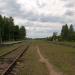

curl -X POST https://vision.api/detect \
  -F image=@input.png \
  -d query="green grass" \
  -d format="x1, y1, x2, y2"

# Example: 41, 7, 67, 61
16, 42, 48, 75
49, 41, 75, 47
36, 40, 75, 75
1, 40, 74, 75
0, 42, 25, 56
61, 41, 75, 46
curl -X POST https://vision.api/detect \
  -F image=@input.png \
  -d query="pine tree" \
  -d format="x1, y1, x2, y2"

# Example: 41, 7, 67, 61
61, 24, 69, 40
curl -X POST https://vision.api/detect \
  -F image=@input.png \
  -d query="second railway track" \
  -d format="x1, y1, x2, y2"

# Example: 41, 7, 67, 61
0, 43, 30, 75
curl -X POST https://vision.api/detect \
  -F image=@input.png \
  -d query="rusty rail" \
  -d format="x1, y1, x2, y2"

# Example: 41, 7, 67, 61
0, 44, 24, 58
1, 44, 30, 75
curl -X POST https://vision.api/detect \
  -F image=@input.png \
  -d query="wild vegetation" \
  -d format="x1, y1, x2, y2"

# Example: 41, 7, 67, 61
0, 15, 26, 43
37, 40, 75, 75
48, 24, 75, 41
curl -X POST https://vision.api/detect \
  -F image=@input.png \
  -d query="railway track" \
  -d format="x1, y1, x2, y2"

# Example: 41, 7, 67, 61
0, 44, 24, 57
48, 41, 75, 48
0, 43, 30, 75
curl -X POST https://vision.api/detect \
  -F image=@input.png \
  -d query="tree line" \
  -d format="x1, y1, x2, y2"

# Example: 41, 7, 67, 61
48, 24, 75, 41
0, 15, 26, 43
61, 24, 75, 41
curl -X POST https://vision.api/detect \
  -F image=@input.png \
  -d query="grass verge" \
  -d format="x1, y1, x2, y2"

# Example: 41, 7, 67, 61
37, 40, 75, 75
16, 42, 49, 75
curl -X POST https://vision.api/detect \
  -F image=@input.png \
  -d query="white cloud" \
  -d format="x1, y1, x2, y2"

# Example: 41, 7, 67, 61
17, 0, 66, 16
0, 0, 75, 38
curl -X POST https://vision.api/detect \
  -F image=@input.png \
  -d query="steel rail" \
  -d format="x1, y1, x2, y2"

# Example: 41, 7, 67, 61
1, 44, 30, 75
0, 44, 24, 58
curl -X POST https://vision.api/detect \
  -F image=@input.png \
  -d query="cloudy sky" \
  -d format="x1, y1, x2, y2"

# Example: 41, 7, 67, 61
0, 0, 75, 38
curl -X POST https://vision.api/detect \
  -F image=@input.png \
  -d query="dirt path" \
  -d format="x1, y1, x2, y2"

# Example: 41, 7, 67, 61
36, 46, 62, 75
